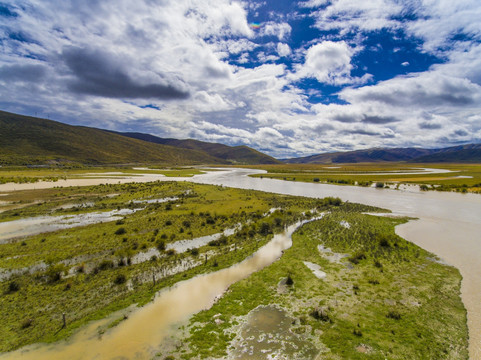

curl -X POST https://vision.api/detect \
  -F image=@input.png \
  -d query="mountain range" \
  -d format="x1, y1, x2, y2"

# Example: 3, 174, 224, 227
284, 144, 481, 164
0, 111, 278, 165
0, 110, 479, 165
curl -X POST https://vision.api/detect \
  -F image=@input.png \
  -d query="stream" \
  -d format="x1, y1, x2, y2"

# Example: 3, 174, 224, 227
0, 219, 317, 360
1, 167, 480, 358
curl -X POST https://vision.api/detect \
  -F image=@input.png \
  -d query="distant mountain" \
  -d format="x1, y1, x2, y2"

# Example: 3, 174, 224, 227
285, 145, 481, 164
0, 111, 223, 165
114, 132, 280, 165
412, 144, 481, 163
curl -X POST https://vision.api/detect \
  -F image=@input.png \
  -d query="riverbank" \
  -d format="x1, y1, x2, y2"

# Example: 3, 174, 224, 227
163, 208, 467, 359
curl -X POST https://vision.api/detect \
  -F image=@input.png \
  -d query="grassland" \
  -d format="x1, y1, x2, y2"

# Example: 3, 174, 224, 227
0, 166, 204, 186
0, 181, 329, 353
166, 206, 468, 359
246, 163, 481, 193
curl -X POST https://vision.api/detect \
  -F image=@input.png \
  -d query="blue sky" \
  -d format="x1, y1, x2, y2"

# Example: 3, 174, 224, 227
1, 0, 481, 157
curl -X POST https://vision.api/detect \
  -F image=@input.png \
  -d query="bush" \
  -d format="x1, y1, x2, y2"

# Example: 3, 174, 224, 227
157, 240, 166, 251
286, 274, 294, 286
258, 222, 272, 236
8, 281, 20, 293
348, 251, 366, 264
313, 178, 320, 182
113, 274, 126, 285
387, 310, 402, 320
375, 182, 385, 188
98, 259, 114, 271
353, 329, 363, 337
20, 318, 33, 329
45, 263, 67, 283
310, 307, 331, 322
115, 227, 126, 235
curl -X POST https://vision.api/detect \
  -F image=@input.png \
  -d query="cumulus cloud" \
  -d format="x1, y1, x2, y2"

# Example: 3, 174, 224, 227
1, 0, 481, 157
340, 72, 481, 108
294, 41, 370, 85
259, 22, 292, 40
277, 43, 291, 57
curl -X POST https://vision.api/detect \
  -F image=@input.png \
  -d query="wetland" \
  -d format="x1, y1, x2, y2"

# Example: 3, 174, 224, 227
0, 166, 478, 359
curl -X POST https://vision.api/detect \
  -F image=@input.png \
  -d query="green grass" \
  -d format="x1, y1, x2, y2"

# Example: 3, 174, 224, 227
0, 181, 330, 352
246, 163, 481, 193
170, 205, 468, 359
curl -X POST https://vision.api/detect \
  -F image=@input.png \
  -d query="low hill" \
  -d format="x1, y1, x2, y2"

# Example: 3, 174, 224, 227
286, 145, 481, 164
115, 132, 280, 165
0, 111, 223, 165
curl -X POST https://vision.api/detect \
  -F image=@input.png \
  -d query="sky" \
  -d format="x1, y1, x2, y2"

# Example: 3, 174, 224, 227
1, 0, 481, 158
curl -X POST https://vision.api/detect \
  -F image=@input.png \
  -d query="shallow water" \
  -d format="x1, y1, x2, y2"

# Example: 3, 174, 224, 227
191, 168, 481, 358
0, 208, 140, 243
229, 305, 319, 359
0, 220, 315, 360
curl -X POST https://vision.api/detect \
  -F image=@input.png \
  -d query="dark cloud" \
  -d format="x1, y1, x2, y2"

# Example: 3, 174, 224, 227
0, 64, 47, 82
333, 114, 358, 123
61, 46, 189, 100
453, 129, 468, 137
362, 115, 399, 124
342, 128, 395, 138
419, 121, 442, 130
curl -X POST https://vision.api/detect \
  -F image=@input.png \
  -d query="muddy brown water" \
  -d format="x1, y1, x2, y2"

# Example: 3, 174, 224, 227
1, 168, 480, 358
193, 168, 481, 359
0, 219, 319, 360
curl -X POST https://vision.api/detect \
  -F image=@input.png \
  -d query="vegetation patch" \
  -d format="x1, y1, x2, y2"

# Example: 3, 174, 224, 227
165, 205, 468, 359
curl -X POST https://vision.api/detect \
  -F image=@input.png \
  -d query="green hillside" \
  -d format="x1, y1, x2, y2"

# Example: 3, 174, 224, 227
115, 132, 280, 165
0, 111, 223, 165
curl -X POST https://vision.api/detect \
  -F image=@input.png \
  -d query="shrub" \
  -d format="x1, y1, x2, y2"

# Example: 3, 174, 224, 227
258, 222, 272, 236
286, 274, 294, 286
157, 240, 166, 251
313, 178, 320, 182
20, 318, 33, 329
420, 184, 429, 191
98, 259, 114, 271
190, 248, 199, 256
165, 220, 172, 226
375, 182, 385, 188
166, 249, 176, 256
348, 251, 366, 264
387, 310, 402, 320
353, 329, 363, 337
45, 264, 67, 283
113, 274, 126, 285
8, 281, 20, 293
115, 227, 126, 235
310, 307, 331, 322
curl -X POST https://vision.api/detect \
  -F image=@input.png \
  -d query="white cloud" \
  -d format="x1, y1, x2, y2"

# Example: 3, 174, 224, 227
294, 41, 370, 85
277, 43, 291, 57
259, 22, 292, 40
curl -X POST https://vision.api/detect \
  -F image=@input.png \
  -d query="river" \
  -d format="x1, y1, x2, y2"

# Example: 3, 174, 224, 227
1, 168, 480, 359
192, 168, 481, 359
